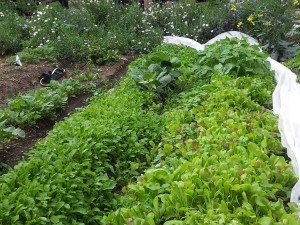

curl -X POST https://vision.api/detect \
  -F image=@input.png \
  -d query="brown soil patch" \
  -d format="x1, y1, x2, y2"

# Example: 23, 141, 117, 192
0, 55, 135, 170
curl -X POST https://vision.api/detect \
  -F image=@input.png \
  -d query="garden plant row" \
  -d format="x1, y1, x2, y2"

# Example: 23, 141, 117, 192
0, 79, 93, 142
102, 40, 300, 224
0, 39, 299, 224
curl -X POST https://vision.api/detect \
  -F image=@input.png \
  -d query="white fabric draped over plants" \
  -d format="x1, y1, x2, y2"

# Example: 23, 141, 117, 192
163, 31, 300, 208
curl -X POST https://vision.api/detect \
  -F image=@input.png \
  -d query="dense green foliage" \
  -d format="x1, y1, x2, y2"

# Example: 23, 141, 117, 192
0, 79, 88, 142
103, 76, 298, 224
129, 52, 184, 97
196, 38, 271, 77
0, 40, 299, 224
7, 45, 58, 64
283, 50, 300, 82
0, 0, 296, 62
102, 44, 298, 224
227, 0, 296, 60
0, 77, 164, 224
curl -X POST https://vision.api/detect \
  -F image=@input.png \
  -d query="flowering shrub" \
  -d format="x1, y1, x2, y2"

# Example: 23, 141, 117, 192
141, 2, 227, 43
223, 0, 296, 59
0, 0, 297, 62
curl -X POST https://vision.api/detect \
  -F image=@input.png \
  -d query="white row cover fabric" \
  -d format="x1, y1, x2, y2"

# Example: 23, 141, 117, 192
163, 36, 205, 51
205, 31, 259, 46
163, 32, 300, 207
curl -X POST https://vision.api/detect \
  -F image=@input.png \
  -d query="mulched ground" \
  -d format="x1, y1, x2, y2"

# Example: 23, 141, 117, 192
0, 55, 135, 170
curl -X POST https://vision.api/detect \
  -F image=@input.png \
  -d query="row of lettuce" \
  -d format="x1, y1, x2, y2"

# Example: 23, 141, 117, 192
0, 39, 299, 224
0, 80, 94, 142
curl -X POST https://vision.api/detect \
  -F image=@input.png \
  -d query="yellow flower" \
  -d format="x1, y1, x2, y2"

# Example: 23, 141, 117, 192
231, 5, 236, 11
294, 0, 299, 5
237, 21, 243, 28
247, 14, 255, 25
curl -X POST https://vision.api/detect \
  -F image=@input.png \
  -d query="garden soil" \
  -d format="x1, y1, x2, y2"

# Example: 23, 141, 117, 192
0, 55, 135, 169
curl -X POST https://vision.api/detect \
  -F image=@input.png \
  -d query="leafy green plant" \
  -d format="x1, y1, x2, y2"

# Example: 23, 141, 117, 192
0, 39, 298, 225
0, 77, 164, 224
283, 49, 300, 81
0, 12, 25, 55
194, 38, 271, 81
0, 120, 24, 143
0, 79, 86, 142
102, 74, 298, 225
6, 45, 58, 64
129, 52, 184, 97
227, 0, 297, 60
12, 0, 37, 16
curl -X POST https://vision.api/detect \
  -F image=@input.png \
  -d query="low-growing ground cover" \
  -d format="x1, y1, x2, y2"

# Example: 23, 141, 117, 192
0, 39, 299, 224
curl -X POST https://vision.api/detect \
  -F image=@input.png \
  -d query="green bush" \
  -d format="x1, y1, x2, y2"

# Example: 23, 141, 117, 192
226, 0, 296, 59
283, 50, 300, 75
0, 12, 25, 54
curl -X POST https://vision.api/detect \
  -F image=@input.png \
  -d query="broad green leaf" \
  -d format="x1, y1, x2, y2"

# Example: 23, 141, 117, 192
164, 220, 184, 225
258, 217, 274, 225
72, 207, 89, 215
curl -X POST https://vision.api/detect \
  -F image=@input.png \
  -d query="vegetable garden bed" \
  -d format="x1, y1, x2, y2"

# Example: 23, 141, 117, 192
0, 56, 134, 169
1, 0, 300, 224
0, 39, 299, 224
